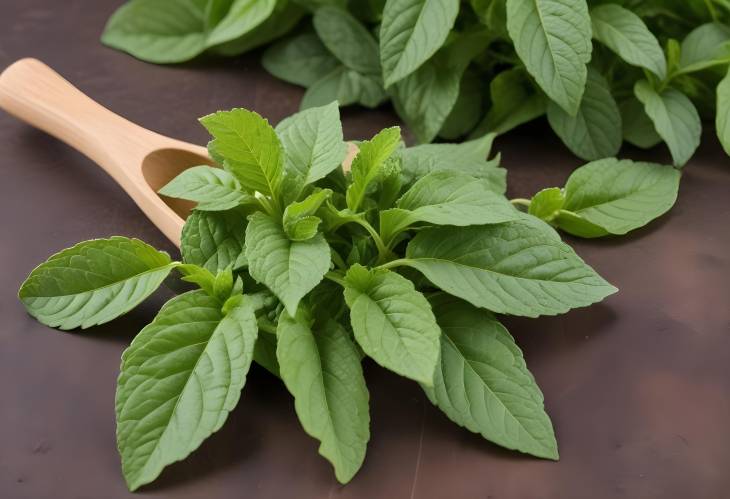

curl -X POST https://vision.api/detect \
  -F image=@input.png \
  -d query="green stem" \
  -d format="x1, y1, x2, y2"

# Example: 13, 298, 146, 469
331, 250, 348, 270
325, 271, 346, 286
376, 258, 410, 271
705, 0, 719, 20
257, 318, 277, 335
510, 198, 531, 208
351, 217, 389, 263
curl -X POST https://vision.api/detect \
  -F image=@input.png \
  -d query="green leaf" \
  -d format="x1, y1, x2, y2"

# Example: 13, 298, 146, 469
210, 1, 305, 57
245, 213, 330, 315
18, 237, 175, 330
277, 309, 369, 483
439, 70, 483, 140
101, 0, 208, 63
301, 66, 387, 110
718, 66, 730, 156
528, 187, 565, 222
678, 22, 730, 74
262, 31, 340, 87
275, 102, 348, 185
619, 98, 662, 149
590, 4, 666, 78
313, 6, 380, 76
506, 0, 592, 115
547, 68, 622, 161
471, 68, 547, 137
390, 33, 487, 143
346, 127, 402, 211
116, 291, 258, 491
379, 0, 460, 86
343, 264, 440, 384
424, 294, 558, 460
158, 166, 256, 211
283, 189, 332, 241
181, 209, 247, 272
403, 220, 617, 317
634, 80, 701, 167
380, 171, 519, 243
206, 0, 276, 46
399, 135, 507, 194
200, 109, 284, 197
557, 158, 681, 237
176, 263, 217, 296
253, 330, 280, 377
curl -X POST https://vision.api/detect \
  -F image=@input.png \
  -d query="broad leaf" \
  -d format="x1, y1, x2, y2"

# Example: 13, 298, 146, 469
471, 68, 547, 137
245, 213, 330, 315
439, 70, 483, 140
301, 66, 387, 110
507, 0, 592, 115
343, 264, 440, 384
19, 237, 175, 330
158, 166, 255, 211
547, 68, 622, 161
399, 135, 506, 194
424, 294, 558, 460
277, 309, 369, 483
206, 0, 276, 46
200, 109, 284, 196
262, 31, 339, 87
181, 209, 247, 272
101, 0, 209, 63
678, 22, 730, 74
380, 171, 519, 242
116, 291, 258, 491
403, 220, 617, 317
717, 66, 730, 156
558, 158, 681, 237
275, 102, 347, 185
313, 6, 380, 76
528, 187, 565, 221
346, 127, 402, 211
620, 98, 662, 149
590, 4, 666, 78
634, 80, 701, 167
390, 33, 487, 143
379, 0, 460, 86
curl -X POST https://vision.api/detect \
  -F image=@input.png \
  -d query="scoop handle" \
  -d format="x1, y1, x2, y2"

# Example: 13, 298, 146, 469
0, 58, 165, 183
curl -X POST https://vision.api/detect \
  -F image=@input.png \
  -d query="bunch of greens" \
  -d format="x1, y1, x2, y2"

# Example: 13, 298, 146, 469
18, 102, 639, 490
102, 0, 730, 164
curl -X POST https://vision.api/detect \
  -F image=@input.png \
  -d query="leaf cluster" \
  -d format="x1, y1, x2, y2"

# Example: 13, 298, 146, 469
19, 103, 624, 490
103, 0, 730, 162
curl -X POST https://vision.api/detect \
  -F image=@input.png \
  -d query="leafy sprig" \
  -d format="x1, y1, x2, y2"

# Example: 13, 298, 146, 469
102, 0, 730, 165
17, 103, 649, 491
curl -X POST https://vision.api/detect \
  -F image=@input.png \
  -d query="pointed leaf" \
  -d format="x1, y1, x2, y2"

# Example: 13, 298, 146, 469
245, 213, 330, 315
158, 166, 255, 211
507, 0, 592, 115
181, 209, 247, 272
313, 6, 380, 75
206, 0, 276, 46
403, 220, 617, 317
547, 68, 622, 161
200, 109, 284, 196
276, 102, 347, 185
343, 264, 440, 384
277, 310, 369, 483
380, 0, 460, 86
634, 80, 701, 167
19, 237, 175, 330
558, 158, 681, 236
424, 294, 558, 459
262, 31, 339, 87
116, 291, 258, 491
346, 127, 402, 211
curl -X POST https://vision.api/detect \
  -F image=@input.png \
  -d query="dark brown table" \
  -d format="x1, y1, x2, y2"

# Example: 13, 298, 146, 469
1, 2, 729, 498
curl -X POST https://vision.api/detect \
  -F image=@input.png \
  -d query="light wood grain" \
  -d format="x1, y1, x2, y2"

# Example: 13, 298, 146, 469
0, 58, 357, 247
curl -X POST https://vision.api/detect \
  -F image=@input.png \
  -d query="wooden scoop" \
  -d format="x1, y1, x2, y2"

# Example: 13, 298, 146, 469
0, 58, 357, 247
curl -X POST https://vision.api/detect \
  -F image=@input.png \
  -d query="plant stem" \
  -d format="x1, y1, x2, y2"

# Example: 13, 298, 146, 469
350, 216, 389, 263
510, 198, 531, 208
257, 318, 277, 335
376, 258, 409, 270
331, 250, 348, 270
325, 271, 346, 286
705, 0, 719, 20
